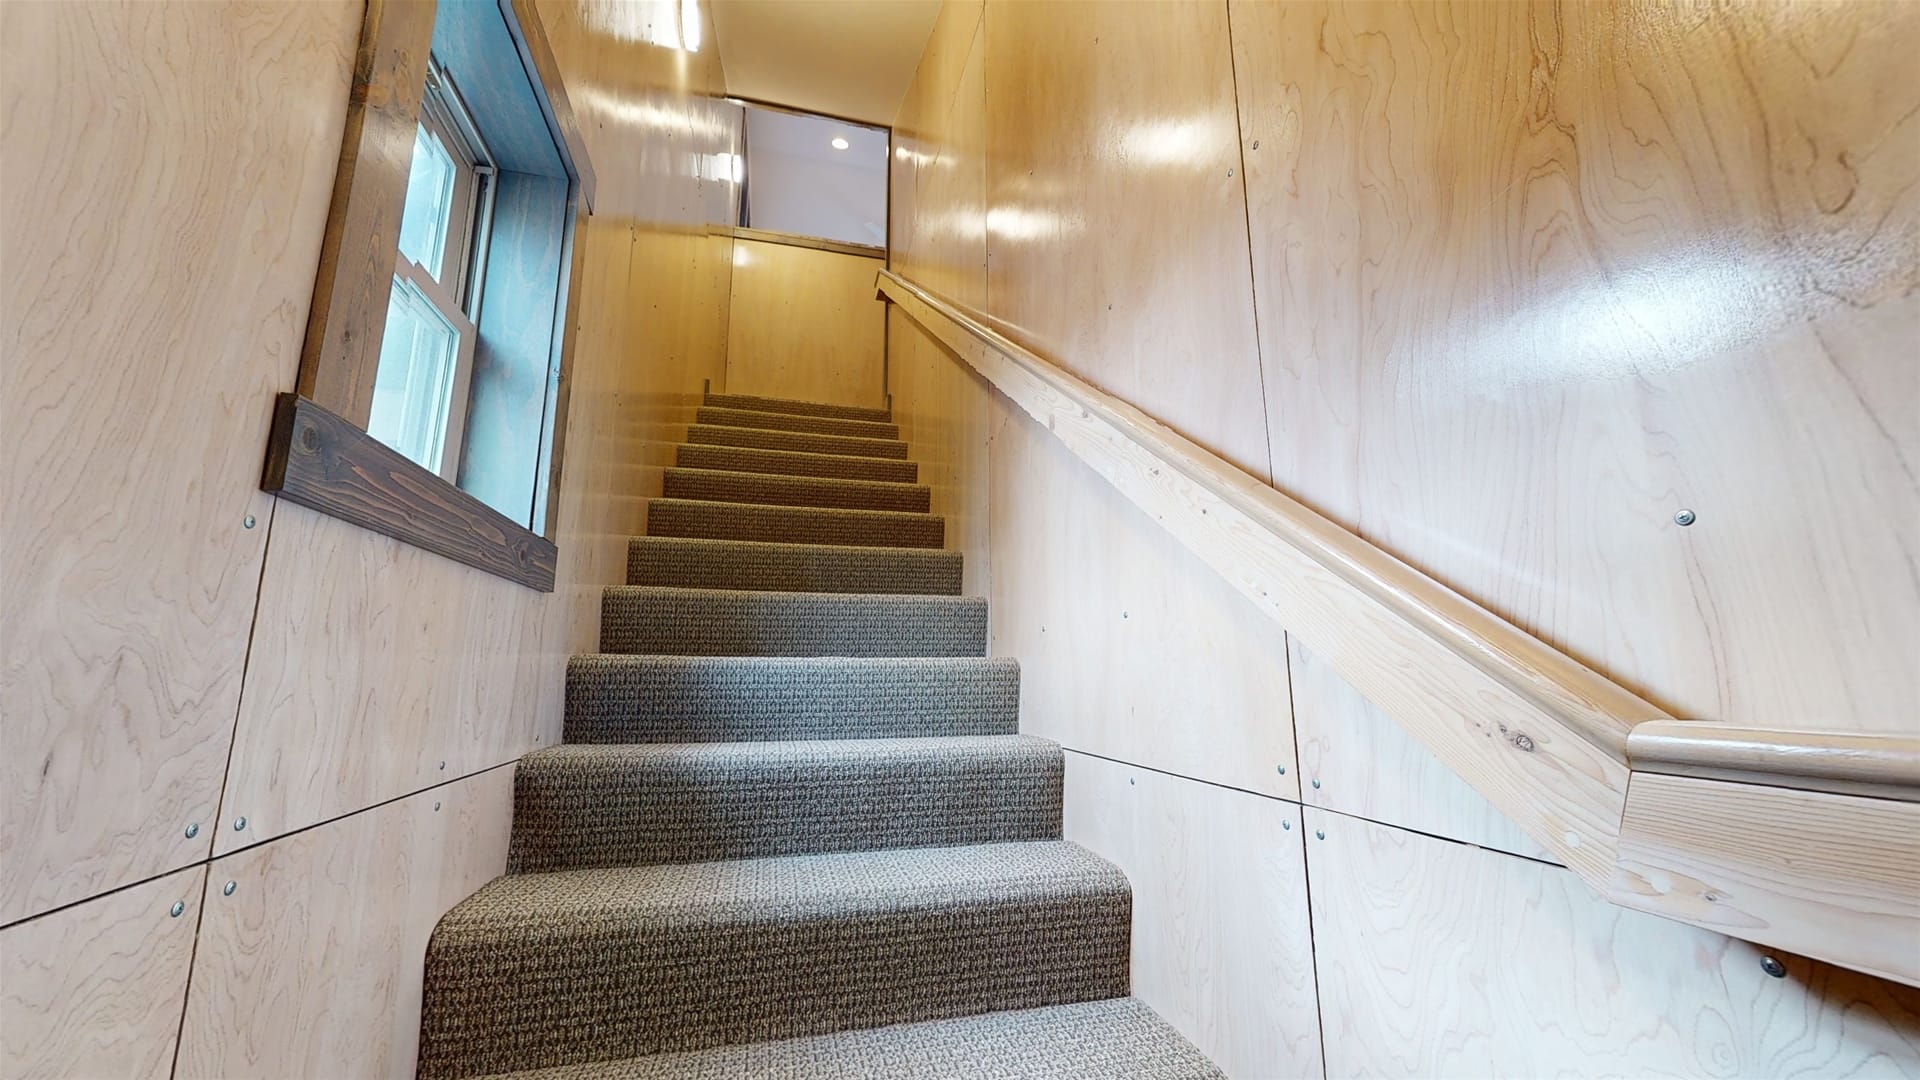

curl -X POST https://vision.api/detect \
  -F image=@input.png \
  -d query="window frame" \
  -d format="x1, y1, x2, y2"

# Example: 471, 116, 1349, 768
269, 0, 597, 593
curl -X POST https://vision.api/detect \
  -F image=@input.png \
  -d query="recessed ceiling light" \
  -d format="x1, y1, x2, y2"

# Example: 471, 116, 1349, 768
831, 137, 850, 150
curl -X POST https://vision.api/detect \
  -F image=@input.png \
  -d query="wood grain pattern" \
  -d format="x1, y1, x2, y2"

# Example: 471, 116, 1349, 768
1231, 0, 1920, 738
881, 270, 1640, 886
1629, 722, 1920, 802
888, 0, 985, 309
886, 311, 996, 598
1308, 809, 1920, 1077
725, 238, 886, 409
0, 866, 205, 1079
988, 395, 1298, 800
0, 0, 359, 924
982, 0, 1271, 479
1063, 751, 1322, 1079
503, 0, 598, 207
1288, 638, 1553, 863
297, 0, 439, 425
1611, 772, 1920, 988
176, 768, 514, 1078
263, 394, 559, 591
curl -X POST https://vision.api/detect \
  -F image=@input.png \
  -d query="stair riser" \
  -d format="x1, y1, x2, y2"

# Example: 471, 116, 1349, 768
648, 500, 945, 549
628, 537, 961, 595
696, 407, 900, 440
565, 656, 1019, 743
417, 889, 1130, 1076
507, 745, 1063, 873
663, 468, 931, 513
687, 424, 909, 460
676, 443, 918, 483
705, 393, 891, 423
601, 590, 988, 657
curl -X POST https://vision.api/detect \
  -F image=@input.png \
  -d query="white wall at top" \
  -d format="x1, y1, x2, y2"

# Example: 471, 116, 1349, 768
744, 106, 886, 247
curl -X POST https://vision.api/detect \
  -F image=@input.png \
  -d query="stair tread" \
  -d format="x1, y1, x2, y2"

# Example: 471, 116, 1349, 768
601, 586, 989, 657
476, 998, 1223, 1079
664, 466, 931, 512
705, 392, 891, 423
696, 406, 900, 440
676, 442, 918, 483
507, 736, 1063, 872
439, 840, 1125, 930
648, 498, 946, 549
420, 842, 1130, 1077
564, 654, 1019, 743
627, 536, 961, 594
687, 424, 910, 460
521, 733, 1058, 768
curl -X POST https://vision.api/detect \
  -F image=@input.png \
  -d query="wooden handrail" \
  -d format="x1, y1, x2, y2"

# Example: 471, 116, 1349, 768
879, 270, 1665, 756
1627, 722, 1920, 802
878, 269, 1920, 977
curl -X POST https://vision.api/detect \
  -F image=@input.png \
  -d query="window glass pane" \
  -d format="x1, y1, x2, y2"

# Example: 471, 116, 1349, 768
396, 124, 456, 276
740, 106, 886, 247
367, 276, 458, 472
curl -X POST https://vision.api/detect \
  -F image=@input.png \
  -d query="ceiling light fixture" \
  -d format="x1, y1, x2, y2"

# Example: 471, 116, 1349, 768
831, 137, 850, 150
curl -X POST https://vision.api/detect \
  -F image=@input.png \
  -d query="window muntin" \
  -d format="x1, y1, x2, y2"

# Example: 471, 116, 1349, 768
367, 63, 492, 481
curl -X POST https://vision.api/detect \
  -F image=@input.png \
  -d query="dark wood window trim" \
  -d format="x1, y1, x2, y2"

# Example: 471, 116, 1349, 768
268, 0, 591, 591
264, 395, 557, 591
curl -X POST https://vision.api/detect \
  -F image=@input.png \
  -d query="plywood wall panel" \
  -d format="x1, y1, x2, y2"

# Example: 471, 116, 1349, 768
724, 239, 886, 409
0, 865, 205, 1079
890, 0, 986, 308
1064, 752, 1322, 1080
981, 0, 1270, 479
1230, 0, 1920, 736
887, 314, 997, 597
175, 768, 514, 1079
1289, 639, 1553, 862
215, 502, 564, 855
990, 409, 1297, 799
0, 0, 360, 924
1307, 808, 1920, 1077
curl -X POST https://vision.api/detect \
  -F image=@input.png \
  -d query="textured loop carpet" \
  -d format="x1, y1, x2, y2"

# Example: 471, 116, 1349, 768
676, 443, 919, 483
564, 655, 1020, 743
417, 392, 1223, 1079
646, 497, 946, 548
662, 466, 931, 513
695, 405, 901, 440
686, 423, 908, 459
627, 536, 961, 595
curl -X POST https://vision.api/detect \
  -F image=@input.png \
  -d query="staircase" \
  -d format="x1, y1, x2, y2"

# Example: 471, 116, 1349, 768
414, 392, 1223, 1078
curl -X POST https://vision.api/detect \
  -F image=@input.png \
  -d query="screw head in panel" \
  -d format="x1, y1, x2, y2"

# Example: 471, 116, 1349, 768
1760, 955, 1787, 978
1276, 765, 1287, 775
1311, 778, 1321, 789
222, 880, 237, 896
184, 822, 199, 839
1282, 820, 1291, 831
1315, 829, 1326, 840
1674, 508, 1697, 527
439, 761, 447, 771
170, 900, 186, 918
243, 514, 257, 529
433, 801, 442, 811
233, 816, 247, 831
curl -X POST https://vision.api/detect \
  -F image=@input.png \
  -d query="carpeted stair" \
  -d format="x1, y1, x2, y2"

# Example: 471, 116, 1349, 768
416, 391, 1224, 1079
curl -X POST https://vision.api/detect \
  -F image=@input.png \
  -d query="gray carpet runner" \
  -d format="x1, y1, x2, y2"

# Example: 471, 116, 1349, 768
686, 422, 909, 459
627, 536, 960, 594
417, 391, 1223, 1079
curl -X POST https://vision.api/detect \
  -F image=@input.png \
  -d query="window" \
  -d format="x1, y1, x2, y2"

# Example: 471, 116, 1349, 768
367, 62, 494, 479
737, 104, 887, 249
